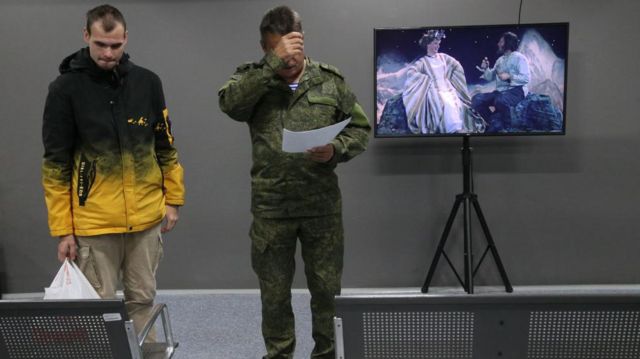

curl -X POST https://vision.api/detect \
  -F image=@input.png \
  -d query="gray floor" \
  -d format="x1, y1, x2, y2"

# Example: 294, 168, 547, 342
156, 291, 314, 359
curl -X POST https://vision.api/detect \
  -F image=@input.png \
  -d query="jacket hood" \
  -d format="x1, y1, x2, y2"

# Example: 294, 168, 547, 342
59, 47, 132, 77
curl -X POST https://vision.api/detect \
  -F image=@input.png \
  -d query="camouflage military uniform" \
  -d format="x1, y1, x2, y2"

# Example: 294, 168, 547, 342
219, 52, 370, 359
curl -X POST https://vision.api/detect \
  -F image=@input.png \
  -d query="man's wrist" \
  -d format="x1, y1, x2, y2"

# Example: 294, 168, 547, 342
328, 142, 341, 164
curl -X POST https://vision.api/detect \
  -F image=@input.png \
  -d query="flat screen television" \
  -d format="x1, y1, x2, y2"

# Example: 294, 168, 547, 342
374, 23, 569, 137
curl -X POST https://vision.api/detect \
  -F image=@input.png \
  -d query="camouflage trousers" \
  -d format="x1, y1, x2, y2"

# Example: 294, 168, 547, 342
250, 214, 344, 359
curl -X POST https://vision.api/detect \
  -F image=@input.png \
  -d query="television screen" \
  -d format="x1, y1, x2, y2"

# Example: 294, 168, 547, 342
374, 23, 569, 137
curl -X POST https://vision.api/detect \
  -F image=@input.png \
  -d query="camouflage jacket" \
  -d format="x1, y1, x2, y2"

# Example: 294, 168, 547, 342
219, 52, 370, 218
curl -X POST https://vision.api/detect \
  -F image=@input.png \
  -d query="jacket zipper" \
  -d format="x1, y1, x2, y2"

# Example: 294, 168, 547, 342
110, 99, 131, 231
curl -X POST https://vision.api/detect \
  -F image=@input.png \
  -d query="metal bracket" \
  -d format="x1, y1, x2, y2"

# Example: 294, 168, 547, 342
334, 316, 345, 359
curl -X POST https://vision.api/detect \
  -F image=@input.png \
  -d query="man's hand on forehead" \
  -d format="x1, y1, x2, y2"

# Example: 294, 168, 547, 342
284, 31, 304, 40
274, 32, 304, 62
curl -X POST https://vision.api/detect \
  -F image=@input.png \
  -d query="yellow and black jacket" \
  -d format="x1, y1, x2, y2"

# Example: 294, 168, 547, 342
42, 48, 185, 237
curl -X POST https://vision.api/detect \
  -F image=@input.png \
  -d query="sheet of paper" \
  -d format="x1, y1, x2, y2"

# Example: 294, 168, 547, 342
282, 118, 351, 153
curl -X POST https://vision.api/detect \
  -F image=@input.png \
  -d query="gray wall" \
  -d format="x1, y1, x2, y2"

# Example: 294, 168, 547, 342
1, 0, 639, 293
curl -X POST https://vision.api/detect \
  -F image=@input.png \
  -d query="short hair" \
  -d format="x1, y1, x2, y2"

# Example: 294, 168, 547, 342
418, 29, 446, 49
501, 32, 519, 52
259, 5, 302, 41
86, 4, 126, 35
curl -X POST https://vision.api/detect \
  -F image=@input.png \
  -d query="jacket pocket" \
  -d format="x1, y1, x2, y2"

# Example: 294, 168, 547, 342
307, 94, 338, 107
77, 154, 97, 206
307, 94, 340, 126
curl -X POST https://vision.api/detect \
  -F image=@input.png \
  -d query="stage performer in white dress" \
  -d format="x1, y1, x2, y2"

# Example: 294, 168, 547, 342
403, 30, 483, 134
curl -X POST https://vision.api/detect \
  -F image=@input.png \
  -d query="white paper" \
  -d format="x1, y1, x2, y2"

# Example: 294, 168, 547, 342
282, 118, 351, 153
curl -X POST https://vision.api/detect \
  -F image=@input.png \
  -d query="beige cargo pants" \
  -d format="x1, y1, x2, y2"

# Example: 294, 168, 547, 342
75, 223, 163, 338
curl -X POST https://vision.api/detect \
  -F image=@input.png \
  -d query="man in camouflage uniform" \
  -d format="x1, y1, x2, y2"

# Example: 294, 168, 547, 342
218, 6, 370, 359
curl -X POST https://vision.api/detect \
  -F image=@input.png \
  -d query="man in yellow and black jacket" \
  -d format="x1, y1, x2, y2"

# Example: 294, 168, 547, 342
41, 5, 184, 336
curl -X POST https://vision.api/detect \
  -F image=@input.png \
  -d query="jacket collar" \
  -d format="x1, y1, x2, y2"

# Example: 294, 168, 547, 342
59, 47, 133, 84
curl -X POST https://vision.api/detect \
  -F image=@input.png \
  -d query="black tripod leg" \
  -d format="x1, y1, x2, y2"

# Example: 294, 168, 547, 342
463, 196, 473, 294
470, 197, 513, 293
422, 195, 463, 293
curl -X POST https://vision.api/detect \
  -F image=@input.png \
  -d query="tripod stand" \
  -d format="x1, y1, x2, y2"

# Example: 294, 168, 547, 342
421, 136, 512, 294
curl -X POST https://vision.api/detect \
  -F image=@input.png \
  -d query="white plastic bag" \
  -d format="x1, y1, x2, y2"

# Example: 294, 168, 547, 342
44, 259, 101, 300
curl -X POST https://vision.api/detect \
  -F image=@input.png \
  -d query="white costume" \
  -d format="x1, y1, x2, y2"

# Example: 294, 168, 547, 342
403, 53, 480, 134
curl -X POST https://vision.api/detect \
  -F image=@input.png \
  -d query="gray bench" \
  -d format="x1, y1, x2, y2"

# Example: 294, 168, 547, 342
0, 299, 176, 359
334, 291, 640, 359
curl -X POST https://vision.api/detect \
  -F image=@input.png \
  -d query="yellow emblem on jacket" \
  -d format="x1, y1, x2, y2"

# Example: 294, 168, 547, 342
127, 116, 149, 127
